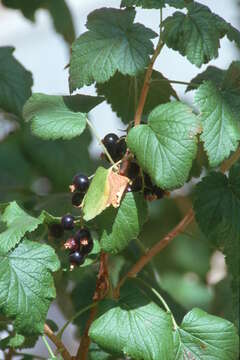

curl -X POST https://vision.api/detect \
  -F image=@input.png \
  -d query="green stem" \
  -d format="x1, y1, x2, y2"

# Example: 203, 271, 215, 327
57, 303, 96, 339
86, 118, 116, 167
136, 278, 178, 330
42, 335, 55, 358
151, 78, 199, 87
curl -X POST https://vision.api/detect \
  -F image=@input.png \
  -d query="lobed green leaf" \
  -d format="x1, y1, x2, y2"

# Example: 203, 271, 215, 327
127, 102, 200, 189
0, 239, 60, 335
69, 8, 157, 91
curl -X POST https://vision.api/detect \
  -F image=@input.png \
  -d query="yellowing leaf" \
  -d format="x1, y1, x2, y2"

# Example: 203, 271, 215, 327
83, 167, 129, 221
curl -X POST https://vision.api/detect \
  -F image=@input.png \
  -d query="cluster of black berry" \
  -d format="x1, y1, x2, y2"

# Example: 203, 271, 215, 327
102, 132, 165, 201
49, 214, 93, 269
48, 173, 93, 269
102, 133, 127, 162
70, 173, 90, 207
63, 226, 93, 270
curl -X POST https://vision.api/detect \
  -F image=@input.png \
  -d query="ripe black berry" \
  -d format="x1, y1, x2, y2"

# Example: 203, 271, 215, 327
74, 228, 91, 242
152, 186, 165, 199
102, 133, 119, 151
48, 223, 64, 238
72, 192, 84, 207
131, 176, 143, 192
80, 238, 94, 255
72, 173, 90, 193
69, 251, 85, 266
115, 136, 127, 159
127, 162, 140, 180
61, 214, 75, 230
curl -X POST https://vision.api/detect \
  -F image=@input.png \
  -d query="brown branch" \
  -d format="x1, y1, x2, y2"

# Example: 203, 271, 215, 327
220, 146, 240, 173
44, 323, 72, 360
134, 40, 164, 126
5, 349, 14, 360
75, 252, 109, 360
115, 208, 194, 296
75, 305, 98, 360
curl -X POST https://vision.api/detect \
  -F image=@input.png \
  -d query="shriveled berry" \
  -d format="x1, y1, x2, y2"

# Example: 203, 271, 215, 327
61, 214, 75, 230
72, 192, 84, 207
69, 251, 85, 266
48, 223, 64, 238
64, 237, 79, 251
72, 173, 90, 193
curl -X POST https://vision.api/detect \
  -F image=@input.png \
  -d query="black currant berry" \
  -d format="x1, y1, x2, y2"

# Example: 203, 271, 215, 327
74, 228, 91, 242
72, 173, 90, 193
48, 223, 64, 238
144, 173, 153, 188
64, 237, 79, 251
69, 251, 85, 266
80, 237, 94, 255
61, 214, 75, 230
152, 186, 165, 199
126, 185, 133, 192
102, 133, 119, 151
127, 162, 140, 180
131, 176, 143, 192
72, 192, 84, 207
115, 136, 127, 159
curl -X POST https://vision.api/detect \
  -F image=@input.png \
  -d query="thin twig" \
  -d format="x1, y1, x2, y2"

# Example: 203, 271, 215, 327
220, 146, 240, 173
86, 118, 116, 167
75, 305, 98, 360
5, 349, 14, 360
75, 252, 110, 360
44, 323, 71, 360
57, 303, 96, 339
134, 39, 164, 126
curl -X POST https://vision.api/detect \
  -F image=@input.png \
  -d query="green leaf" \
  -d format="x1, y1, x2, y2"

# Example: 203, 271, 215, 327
162, 3, 240, 68
194, 165, 240, 324
69, 8, 157, 92
97, 192, 148, 254
0, 202, 44, 254
0, 333, 25, 349
96, 70, 178, 124
194, 169, 240, 246
174, 308, 239, 359
0, 47, 32, 117
44, 0, 75, 45
195, 81, 240, 167
0, 239, 60, 335
186, 65, 226, 92
83, 167, 109, 221
2, 0, 75, 45
23, 94, 104, 140
127, 102, 200, 189
89, 284, 174, 359
121, 0, 188, 9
